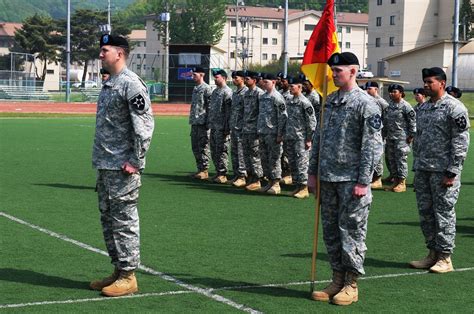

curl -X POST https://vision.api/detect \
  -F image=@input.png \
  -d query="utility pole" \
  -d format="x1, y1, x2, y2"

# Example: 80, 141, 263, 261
282, 0, 288, 76
160, 11, 171, 101
235, 1, 240, 70
452, 0, 460, 87
66, 0, 71, 102
108, 0, 112, 33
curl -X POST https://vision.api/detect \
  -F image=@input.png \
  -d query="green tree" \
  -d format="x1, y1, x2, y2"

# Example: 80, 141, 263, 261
14, 13, 62, 82
248, 59, 301, 77
460, 0, 473, 40
150, 0, 227, 45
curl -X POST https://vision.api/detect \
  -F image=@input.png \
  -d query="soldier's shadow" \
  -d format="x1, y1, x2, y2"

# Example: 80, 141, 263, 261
0, 268, 88, 289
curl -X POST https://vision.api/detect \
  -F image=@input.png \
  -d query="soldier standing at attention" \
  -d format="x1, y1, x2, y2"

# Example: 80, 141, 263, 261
276, 72, 292, 185
242, 70, 265, 191
208, 69, 233, 184
90, 34, 154, 297
365, 81, 389, 189
302, 77, 321, 122
189, 67, 212, 180
409, 67, 470, 273
257, 73, 288, 195
383, 84, 416, 192
413, 87, 426, 113
284, 77, 316, 199
308, 52, 383, 305
229, 71, 249, 187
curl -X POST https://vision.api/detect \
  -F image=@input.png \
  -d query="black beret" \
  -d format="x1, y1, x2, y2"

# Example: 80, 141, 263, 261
413, 88, 425, 95
365, 81, 379, 88
298, 73, 308, 81
446, 86, 462, 98
276, 72, 287, 79
422, 67, 446, 80
287, 77, 303, 85
231, 70, 246, 78
244, 70, 258, 78
100, 68, 110, 75
212, 69, 228, 78
327, 52, 359, 66
191, 67, 205, 73
388, 84, 404, 92
359, 84, 367, 90
261, 73, 277, 80
100, 34, 129, 49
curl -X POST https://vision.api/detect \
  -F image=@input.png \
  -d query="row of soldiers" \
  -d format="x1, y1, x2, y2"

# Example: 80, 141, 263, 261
188, 67, 320, 198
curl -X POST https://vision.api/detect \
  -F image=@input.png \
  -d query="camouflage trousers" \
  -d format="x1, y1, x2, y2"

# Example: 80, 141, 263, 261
414, 170, 460, 253
320, 181, 372, 275
210, 129, 230, 175
230, 130, 247, 177
190, 124, 210, 172
285, 139, 309, 185
373, 143, 385, 177
259, 133, 283, 180
97, 170, 141, 271
242, 132, 263, 179
281, 142, 291, 177
385, 139, 411, 179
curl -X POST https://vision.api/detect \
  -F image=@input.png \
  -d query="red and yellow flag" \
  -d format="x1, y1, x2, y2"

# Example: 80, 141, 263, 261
301, 0, 340, 96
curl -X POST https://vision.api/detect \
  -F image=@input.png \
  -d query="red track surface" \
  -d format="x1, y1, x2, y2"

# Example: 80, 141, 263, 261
0, 101, 190, 116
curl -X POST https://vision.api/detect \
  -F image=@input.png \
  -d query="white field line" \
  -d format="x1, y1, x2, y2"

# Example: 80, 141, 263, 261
0, 211, 262, 314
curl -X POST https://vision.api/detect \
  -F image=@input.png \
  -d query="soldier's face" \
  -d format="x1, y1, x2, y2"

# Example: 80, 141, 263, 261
99, 45, 120, 71
262, 79, 275, 92
214, 74, 226, 86
331, 65, 355, 87
366, 87, 377, 97
244, 77, 255, 87
414, 93, 425, 103
389, 89, 402, 101
289, 83, 302, 95
232, 76, 244, 86
192, 72, 203, 83
302, 81, 312, 93
423, 76, 445, 97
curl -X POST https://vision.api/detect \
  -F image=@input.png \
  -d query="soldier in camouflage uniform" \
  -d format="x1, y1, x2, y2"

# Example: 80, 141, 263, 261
277, 72, 292, 185
383, 84, 416, 192
189, 67, 212, 180
302, 77, 321, 122
242, 70, 265, 191
308, 52, 383, 306
257, 73, 288, 195
90, 34, 154, 297
409, 67, 470, 273
284, 77, 316, 199
365, 81, 389, 189
208, 69, 233, 184
229, 71, 249, 187
412, 87, 426, 113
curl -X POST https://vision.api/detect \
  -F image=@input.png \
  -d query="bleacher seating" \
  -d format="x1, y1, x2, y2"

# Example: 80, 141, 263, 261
0, 85, 51, 100
79, 87, 101, 102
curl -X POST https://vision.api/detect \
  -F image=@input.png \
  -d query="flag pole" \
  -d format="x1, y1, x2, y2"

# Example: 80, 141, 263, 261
310, 64, 329, 293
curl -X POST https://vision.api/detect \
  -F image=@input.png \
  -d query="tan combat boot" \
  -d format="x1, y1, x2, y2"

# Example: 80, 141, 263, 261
245, 179, 261, 191
311, 271, 345, 302
193, 170, 209, 180
429, 253, 454, 273
259, 180, 273, 193
332, 272, 358, 306
232, 176, 246, 187
409, 249, 438, 269
294, 185, 309, 199
213, 175, 227, 184
90, 268, 120, 291
266, 180, 281, 195
371, 177, 383, 190
392, 178, 406, 192
281, 175, 293, 185
102, 270, 138, 297
382, 175, 394, 184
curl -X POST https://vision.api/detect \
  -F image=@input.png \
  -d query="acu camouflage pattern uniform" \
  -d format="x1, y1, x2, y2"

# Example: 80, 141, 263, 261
189, 82, 212, 172
242, 85, 265, 179
284, 93, 316, 185
93, 67, 155, 271
257, 88, 288, 180
305, 90, 321, 122
372, 94, 389, 178
279, 88, 292, 178
230, 84, 249, 177
413, 93, 470, 254
383, 98, 416, 180
208, 84, 233, 175
308, 87, 383, 275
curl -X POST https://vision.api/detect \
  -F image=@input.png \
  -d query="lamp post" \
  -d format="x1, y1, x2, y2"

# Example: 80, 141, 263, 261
159, 12, 170, 101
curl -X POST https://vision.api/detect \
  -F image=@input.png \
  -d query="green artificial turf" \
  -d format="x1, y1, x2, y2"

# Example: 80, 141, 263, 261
0, 117, 473, 312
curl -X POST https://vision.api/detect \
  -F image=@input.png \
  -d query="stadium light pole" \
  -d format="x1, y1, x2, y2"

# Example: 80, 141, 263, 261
452, 0, 460, 87
66, 0, 71, 102
282, 0, 288, 76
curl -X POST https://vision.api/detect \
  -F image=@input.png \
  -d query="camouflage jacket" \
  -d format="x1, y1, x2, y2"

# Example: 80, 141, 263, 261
242, 86, 264, 134
189, 82, 212, 125
257, 88, 288, 136
229, 85, 249, 132
383, 98, 416, 140
308, 87, 383, 185
284, 94, 316, 141
93, 67, 155, 170
413, 93, 470, 175
207, 84, 233, 132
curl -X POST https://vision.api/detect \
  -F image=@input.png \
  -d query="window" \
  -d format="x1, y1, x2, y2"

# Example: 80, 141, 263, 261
143, 41, 146, 47
272, 38, 278, 45
263, 21, 268, 29
345, 42, 351, 48
137, 54, 141, 59
231, 36, 236, 43
262, 53, 268, 60
137, 65, 141, 70
230, 52, 235, 59
377, 0, 382, 5
337, 26, 342, 33
338, 41, 342, 47
375, 37, 381, 47
263, 37, 268, 45
231, 20, 236, 27
271, 54, 277, 60
390, 15, 396, 25
346, 26, 351, 33
47, 69, 54, 74
389, 37, 395, 46
272, 22, 278, 29
304, 39, 309, 46
304, 24, 316, 31
391, 0, 396, 3
376, 17, 382, 26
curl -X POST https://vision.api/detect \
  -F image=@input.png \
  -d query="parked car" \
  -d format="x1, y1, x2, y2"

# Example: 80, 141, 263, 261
72, 80, 98, 88
357, 70, 374, 78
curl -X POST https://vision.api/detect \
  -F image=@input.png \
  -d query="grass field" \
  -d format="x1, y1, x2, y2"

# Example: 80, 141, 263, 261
0, 116, 473, 313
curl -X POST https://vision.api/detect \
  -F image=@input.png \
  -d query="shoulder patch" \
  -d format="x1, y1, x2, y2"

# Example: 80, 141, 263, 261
306, 106, 314, 115
408, 110, 415, 118
279, 103, 286, 111
368, 113, 382, 130
130, 94, 146, 111
454, 115, 467, 130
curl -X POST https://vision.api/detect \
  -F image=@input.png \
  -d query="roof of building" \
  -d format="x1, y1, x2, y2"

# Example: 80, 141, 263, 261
383, 40, 455, 61
129, 29, 146, 41
0, 22, 22, 37
459, 40, 474, 54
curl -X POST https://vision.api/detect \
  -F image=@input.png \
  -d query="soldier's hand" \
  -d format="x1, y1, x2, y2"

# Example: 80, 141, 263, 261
305, 140, 312, 150
122, 162, 139, 175
276, 135, 283, 143
406, 136, 414, 144
352, 183, 368, 198
442, 176, 455, 187
308, 175, 318, 195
